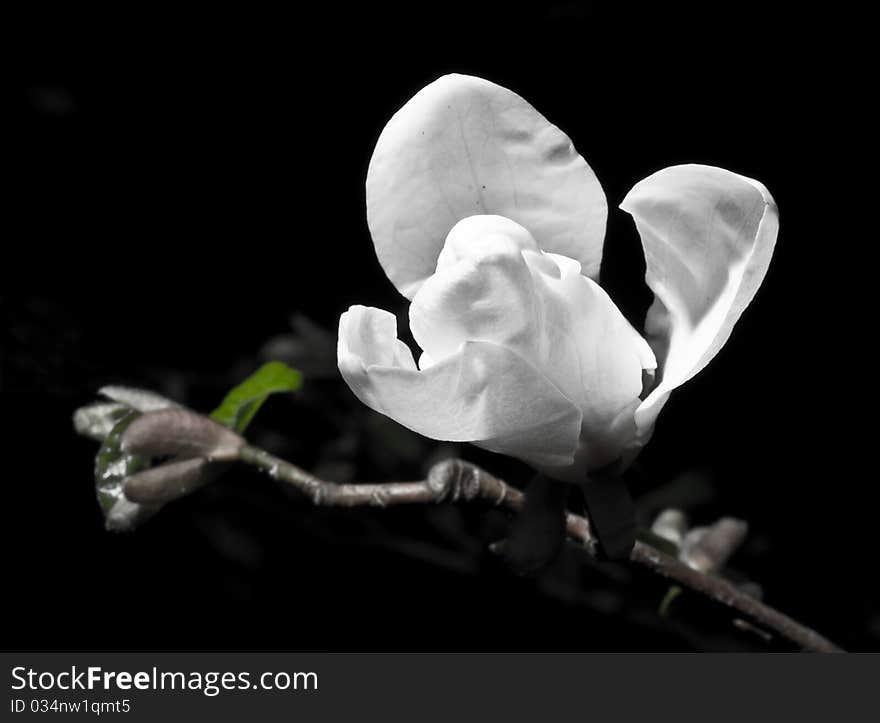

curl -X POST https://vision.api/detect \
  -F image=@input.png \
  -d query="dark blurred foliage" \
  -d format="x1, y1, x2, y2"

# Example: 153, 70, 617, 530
4, 3, 874, 650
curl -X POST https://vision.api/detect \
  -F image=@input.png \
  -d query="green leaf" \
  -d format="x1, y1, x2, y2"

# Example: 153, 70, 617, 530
659, 585, 683, 618
94, 410, 162, 531
210, 361, 302, 434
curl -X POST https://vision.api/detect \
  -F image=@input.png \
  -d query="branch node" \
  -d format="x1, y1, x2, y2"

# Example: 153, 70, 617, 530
427, 458, 482, 503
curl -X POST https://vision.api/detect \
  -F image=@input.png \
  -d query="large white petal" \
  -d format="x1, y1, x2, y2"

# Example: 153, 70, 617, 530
409, 217, 540, 367
620, 164, 779, 434
338, 305, 582, 469
532, 251, 656, 468
367, 74, 607, 299
408, 215, 655, 473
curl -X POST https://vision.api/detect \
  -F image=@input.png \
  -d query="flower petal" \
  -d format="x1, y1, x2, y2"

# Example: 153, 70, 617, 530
408, 215, 656, 472
367, 73, 607, 299
338, 305, 582, 469
532, 251, 656, 466
620, 164, 779, 433
409, 217, 540, 367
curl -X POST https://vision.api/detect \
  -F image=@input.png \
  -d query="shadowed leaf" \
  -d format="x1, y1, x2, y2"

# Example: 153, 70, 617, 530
503, 474, 567, 575
94, 410, 161, 531
580, 468, 636, 561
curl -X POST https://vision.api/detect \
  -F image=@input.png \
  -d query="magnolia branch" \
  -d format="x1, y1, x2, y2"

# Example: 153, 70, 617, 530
111, 408, 842, 653
237, 445, 843, 653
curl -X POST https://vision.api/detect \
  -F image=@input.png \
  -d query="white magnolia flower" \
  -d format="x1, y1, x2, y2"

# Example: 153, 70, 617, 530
338, 74, 778, 483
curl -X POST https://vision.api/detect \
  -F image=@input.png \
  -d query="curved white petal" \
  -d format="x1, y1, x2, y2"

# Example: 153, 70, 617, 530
533, 251, 656, 469
367, 74, 607, 299
408, 216, 655, 473
409, 217, 539, 366
620, 164, 779, 434
338, 305, 582, 469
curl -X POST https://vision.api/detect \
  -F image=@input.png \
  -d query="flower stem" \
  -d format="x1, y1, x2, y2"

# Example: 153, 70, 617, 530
235, 446, 843, 653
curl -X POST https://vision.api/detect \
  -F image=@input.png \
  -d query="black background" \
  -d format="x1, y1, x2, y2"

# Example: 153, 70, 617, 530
5, 3, 873, 651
